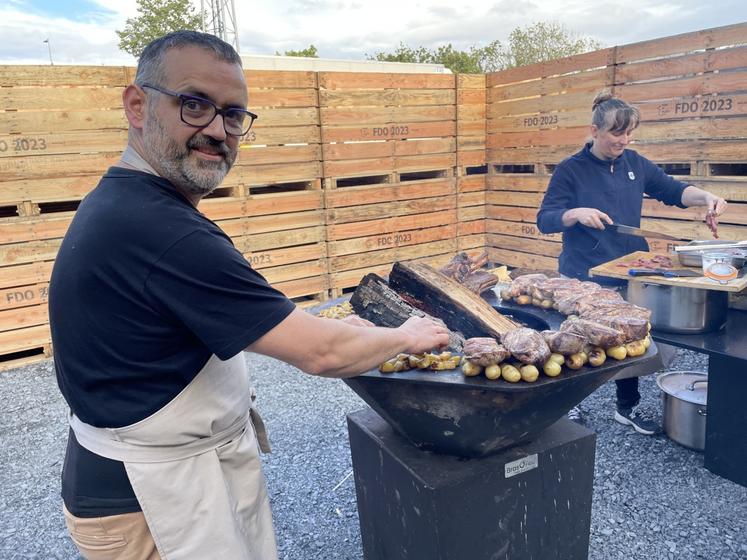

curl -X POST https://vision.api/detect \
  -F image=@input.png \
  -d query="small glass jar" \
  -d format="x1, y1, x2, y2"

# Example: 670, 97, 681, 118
701, 251, 738, 284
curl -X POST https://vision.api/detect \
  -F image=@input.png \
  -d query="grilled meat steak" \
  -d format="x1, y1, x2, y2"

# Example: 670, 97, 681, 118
501, 328, 551, 364
559, 317, 626, 349
439, 253, 473, 283
504, 274, 548, 298
531, 277, 583, 301
556, 289, 623, 316
462, 270, 499, 294
541, 330, 587, 355
463, 337, 510, 366
578, 310, 649, 343
439, 252, 496, 294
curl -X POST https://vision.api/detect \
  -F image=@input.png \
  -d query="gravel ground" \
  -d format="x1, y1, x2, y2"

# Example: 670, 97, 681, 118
1, 348, 746, 560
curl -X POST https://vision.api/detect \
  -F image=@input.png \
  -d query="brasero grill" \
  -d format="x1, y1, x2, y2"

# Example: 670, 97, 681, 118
345, 263, 659, 458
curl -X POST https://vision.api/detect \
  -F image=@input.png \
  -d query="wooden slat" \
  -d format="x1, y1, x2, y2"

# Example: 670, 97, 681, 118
234, 144, 321, 166
329, 238, 457, 273
488, 247, 558, 270
319, 72, 454, 90
245, 70, 317, 88
0, 87, 124, 111
321, 121, 455, 143
244, 243, 327, 270
0, 66, 129, 87
329, 224, 455, 257
615, 22, 747, 64
486, 48, 616, 87
0, 152, 120, 181
327, 209, 455, 241
491, 68, 612, 102
0, 110, 127, 134
0, 130, 127, 158
615, 45, 747, 83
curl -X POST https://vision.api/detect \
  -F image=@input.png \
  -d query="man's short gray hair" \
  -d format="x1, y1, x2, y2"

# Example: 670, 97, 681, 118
134, 30, 242, 87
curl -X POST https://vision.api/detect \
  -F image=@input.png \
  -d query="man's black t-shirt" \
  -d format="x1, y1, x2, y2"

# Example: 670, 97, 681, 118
49, 168, 295, 517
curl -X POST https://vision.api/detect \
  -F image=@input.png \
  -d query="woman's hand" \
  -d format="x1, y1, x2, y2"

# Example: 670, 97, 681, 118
562, 207, 613, 230
682, 186, 727, 215
705, 194, 727, 216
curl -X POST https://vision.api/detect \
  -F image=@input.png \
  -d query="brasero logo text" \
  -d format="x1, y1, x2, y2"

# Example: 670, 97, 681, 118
504, 454, 539, 478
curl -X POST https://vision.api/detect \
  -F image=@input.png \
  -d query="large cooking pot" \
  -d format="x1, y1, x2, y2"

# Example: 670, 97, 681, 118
627, 281, 728, 333
657, 371, 708, 451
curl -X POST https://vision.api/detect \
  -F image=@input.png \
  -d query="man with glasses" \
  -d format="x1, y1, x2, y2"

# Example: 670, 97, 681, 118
49, 30, 448, 560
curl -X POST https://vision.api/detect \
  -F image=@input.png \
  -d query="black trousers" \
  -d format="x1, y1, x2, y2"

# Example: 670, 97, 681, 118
615, 377, 640, 409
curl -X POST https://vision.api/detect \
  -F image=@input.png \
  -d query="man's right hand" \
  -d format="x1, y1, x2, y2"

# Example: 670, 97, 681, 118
397, 316, 450, 354
562, 207, 613, 230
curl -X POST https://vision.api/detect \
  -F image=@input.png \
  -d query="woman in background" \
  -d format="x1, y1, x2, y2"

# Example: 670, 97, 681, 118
537, 90, 727, 433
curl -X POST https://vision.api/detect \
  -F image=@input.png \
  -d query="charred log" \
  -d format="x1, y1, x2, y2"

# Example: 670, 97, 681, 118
388, 261, 519, 340
349, 273, 464, 352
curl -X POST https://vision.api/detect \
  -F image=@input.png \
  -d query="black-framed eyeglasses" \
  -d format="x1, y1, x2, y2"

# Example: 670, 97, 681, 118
141, 83, 257, 137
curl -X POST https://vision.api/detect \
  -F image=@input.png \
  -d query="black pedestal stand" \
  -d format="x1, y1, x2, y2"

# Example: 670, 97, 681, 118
348, 408, 597, 560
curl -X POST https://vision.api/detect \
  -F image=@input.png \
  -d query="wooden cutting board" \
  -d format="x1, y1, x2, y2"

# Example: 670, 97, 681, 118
590, 251, 747, 293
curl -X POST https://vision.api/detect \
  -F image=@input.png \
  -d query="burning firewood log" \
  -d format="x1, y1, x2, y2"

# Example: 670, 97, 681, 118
388, 261, 520, 339
350, 273, 465, 352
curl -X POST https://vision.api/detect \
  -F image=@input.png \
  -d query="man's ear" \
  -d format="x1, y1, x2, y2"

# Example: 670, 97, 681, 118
123, 84, 147, 130
589, 124, 599, 139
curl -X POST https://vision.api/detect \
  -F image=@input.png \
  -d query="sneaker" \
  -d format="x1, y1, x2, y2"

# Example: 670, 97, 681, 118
567, 405, 584, 424
614, 405, 659, 435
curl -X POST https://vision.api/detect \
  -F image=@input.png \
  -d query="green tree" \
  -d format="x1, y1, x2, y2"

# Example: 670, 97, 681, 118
371, 43, 432, 64
369, 22, 600, 73
116, 0, 202, 58
276, 45, 319, 58
501, 22, 602, 69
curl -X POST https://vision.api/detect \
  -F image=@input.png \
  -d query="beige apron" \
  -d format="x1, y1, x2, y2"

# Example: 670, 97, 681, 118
70, 353, 277, 560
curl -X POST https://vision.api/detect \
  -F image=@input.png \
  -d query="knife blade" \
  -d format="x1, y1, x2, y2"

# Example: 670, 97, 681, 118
607, 223, 681, 241
628, 268, 702, 278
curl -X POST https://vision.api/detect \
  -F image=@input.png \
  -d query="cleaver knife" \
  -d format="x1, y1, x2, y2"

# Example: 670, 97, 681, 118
628, 268, 702, 278
607, 223, 681, 241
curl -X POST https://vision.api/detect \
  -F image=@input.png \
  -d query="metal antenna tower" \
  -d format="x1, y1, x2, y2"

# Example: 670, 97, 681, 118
200, 0, 240, 53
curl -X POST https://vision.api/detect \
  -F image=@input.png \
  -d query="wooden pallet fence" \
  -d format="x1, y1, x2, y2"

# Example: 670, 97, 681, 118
613, 22, 747, 249
485, 22, 747, 270
319, 71, 461, 295
486, 48, 616, 167
224, 70, 323, 195
318, 71, 458, 177
485, 48, 614, 270
0, 65, 131, 368
324, 174, 458, 296
456, 74, 487, 253
208, 70, 328, 306
201, 183, 328, 306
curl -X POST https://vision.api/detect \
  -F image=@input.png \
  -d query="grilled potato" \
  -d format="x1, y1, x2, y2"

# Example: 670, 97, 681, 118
606, 345, 627, 361
462, 360, 483, 377
520, 364, 539, 383
543, 359, 562, 377
484, 363, 502, 380
501, 364, 522, 383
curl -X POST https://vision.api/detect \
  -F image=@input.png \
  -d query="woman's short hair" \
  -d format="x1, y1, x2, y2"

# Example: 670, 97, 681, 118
591, 90, 640, 134
134, 30, 242, 87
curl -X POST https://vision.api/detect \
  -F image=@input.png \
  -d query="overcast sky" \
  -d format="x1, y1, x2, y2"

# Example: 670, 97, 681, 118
1, 0, 746, 66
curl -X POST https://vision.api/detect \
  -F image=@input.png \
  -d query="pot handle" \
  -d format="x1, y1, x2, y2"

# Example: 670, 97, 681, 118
686, 379, 708, 391
698, 409, 707, 417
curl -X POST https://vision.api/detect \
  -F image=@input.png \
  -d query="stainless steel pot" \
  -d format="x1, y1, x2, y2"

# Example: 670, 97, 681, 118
657, 371, 708, 451
627, 281, 728, 333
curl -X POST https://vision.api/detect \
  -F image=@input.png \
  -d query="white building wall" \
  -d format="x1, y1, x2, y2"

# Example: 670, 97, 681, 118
241, 54, 451, 74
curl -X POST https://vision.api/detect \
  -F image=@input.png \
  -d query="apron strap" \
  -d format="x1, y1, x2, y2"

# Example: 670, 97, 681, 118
71, 410, 250, 463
